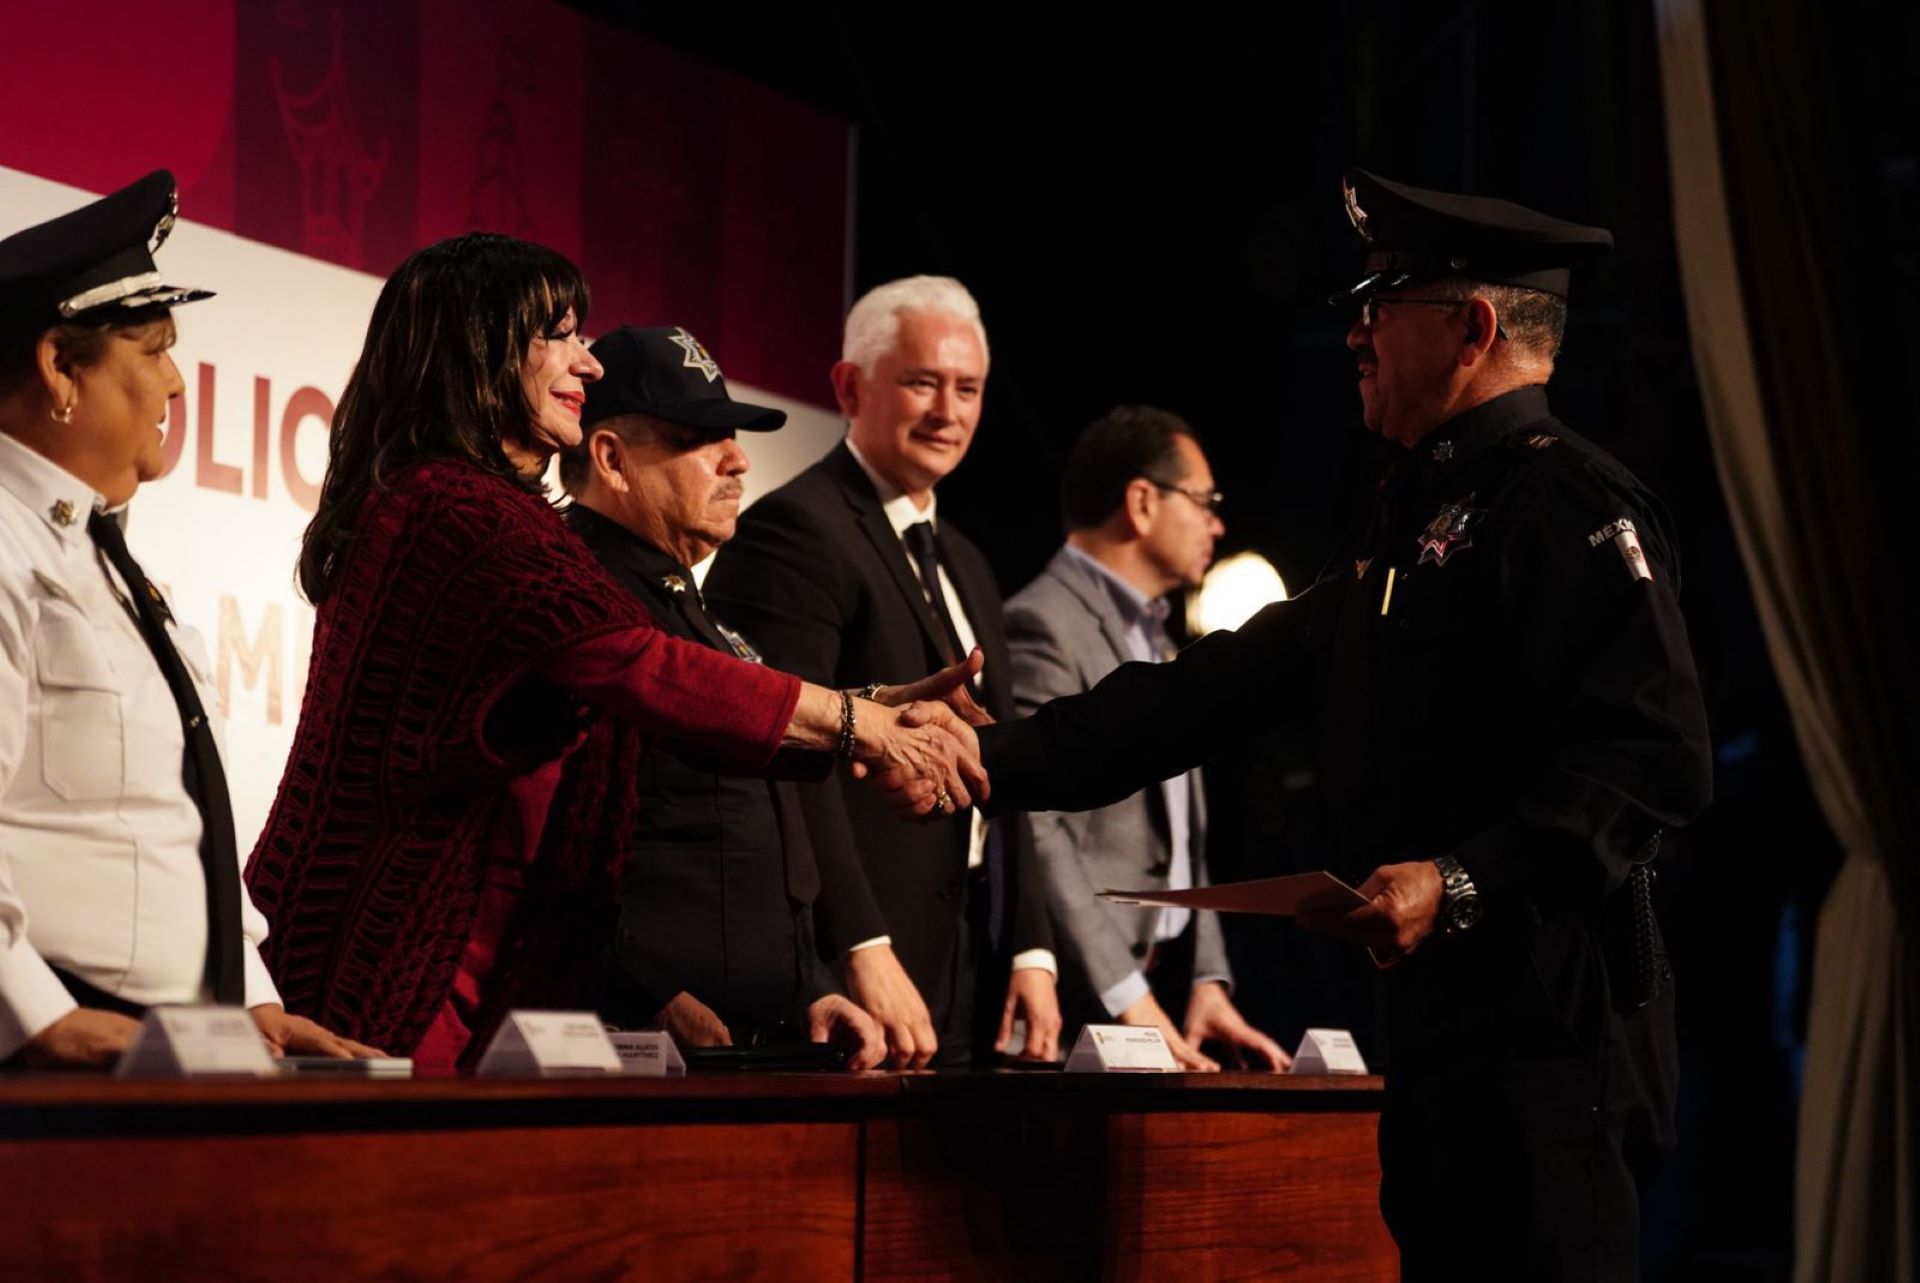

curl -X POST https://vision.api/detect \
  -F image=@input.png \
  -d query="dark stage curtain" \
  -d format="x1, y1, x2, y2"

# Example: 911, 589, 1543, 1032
1656, 1, 1918, 1278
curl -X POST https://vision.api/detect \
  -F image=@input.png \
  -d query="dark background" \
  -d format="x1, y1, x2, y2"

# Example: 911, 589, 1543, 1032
578, 4, 1917, 1278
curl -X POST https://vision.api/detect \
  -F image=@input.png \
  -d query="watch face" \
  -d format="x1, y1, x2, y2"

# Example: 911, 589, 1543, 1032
1451, 895, 1483, 932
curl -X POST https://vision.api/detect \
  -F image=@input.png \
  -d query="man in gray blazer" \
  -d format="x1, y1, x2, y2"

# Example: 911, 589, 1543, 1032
1006, 406, 1287, 1070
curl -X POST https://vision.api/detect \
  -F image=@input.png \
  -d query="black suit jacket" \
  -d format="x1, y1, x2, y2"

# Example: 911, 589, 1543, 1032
566, 504, 836, 1032
705, 443, 1051, 1015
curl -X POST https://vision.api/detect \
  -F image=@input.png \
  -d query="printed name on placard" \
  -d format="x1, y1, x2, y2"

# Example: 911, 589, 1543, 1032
1064, 1024, 1181, 1073
608, 1030, 687, 1077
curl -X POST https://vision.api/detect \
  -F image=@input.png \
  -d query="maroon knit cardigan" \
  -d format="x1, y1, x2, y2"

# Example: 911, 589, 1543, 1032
245, 460, 799, 1053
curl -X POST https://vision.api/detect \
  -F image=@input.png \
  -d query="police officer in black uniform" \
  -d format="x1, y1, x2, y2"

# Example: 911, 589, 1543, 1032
558, 325, 885, 1068
961, 170, 1712, 1279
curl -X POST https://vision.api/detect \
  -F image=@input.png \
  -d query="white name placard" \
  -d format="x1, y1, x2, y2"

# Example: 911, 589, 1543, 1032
1288, 1027, 1369, 1076
473, 1010, 624, 1077
1064, 1024, 1180, 1073
113, 1005, 278, 1079
608, 1030, 687, 1077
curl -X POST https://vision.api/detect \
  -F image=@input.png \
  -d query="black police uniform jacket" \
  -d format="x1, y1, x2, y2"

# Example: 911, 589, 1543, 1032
978, 386, 1711, 1144
705, 443, 1053, 1044
566, 505, 837, 1031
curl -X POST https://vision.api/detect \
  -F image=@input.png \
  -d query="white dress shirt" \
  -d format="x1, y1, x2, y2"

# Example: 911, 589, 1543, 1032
0, 433, 278, 1059
844, 439, 1054, 977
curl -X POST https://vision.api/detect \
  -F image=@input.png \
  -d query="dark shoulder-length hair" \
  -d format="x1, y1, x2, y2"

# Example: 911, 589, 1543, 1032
297, 232, 589, 604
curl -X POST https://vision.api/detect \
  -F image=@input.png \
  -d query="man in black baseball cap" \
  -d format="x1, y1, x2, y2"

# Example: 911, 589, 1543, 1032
559, 324, 885, 1068
558, 324, 786, 571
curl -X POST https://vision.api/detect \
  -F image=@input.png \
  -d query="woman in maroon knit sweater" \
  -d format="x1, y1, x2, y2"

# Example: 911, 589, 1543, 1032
244, 234, 983, 1067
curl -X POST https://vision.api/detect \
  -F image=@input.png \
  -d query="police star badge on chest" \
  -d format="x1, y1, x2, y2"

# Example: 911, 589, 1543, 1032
1415, 494, 1482, 568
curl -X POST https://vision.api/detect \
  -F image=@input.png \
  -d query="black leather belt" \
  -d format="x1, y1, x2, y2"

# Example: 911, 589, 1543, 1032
50, 966, 149, 1020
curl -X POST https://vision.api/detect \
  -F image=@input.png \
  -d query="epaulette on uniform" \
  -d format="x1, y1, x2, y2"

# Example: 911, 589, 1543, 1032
1509, 430, 1560, 452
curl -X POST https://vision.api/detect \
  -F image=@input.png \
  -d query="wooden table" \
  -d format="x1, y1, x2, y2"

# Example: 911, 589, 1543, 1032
0, 1071, 1395, 1281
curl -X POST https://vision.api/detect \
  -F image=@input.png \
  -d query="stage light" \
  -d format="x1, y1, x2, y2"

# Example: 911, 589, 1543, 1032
1186, 551, 1288, 635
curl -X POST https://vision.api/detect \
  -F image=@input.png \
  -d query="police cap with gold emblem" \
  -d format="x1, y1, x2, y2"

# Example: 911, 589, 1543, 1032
1331, 168, 1613, 305
0, 170, 213, 350
583, 325, 787, 433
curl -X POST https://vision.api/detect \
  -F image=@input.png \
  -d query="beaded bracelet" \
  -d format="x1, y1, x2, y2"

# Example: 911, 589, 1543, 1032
837, 689, 858, 758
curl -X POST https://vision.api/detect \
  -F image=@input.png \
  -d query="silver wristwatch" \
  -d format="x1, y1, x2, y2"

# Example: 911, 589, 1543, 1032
1432, 855, 1482, 935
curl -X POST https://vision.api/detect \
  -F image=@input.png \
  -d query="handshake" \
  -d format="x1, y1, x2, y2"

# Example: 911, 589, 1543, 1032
843, 649, 995, 819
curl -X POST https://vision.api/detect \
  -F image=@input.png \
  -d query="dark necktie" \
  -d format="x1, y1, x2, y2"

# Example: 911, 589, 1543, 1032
88, 511, 245, 1006
902, 523, 1005, 943
902, 521, 966, 666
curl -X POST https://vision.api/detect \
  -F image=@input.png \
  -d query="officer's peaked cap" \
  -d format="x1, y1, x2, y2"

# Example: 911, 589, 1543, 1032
0, 170, 213, 349
1332, 168, 1612, 304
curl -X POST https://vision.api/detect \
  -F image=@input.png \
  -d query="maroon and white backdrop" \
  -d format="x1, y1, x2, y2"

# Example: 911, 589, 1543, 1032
1, 0, 853, 844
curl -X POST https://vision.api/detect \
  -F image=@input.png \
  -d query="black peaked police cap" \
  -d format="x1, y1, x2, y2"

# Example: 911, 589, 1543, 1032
1331, 168, 1613, 305
583, 325, 787, 433
0, 170, 214, 348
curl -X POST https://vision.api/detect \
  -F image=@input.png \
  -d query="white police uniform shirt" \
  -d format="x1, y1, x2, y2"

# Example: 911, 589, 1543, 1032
0, 433, 278, 1059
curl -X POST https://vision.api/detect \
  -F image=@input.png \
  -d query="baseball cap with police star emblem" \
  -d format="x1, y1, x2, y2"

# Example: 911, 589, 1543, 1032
583, 325, 787, 433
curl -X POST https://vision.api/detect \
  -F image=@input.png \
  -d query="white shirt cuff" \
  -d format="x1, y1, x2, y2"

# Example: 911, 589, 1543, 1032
242, 939, 282, 1009
0, 934, 80, 1061
846, 935, 892, 955
1010, 948, 1056, 977
1100, 970, 1150, 1018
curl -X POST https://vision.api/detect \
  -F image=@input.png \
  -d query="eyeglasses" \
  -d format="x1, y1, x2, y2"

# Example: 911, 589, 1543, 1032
1149, 480, 1225, 515
1357, 295, 1508, 340
1357, 295, 1467, 327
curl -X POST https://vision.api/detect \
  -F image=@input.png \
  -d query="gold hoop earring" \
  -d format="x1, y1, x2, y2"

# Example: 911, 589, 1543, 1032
51, 402, 75, 425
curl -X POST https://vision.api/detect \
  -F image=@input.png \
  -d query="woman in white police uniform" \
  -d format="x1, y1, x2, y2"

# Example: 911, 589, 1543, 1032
0, 171, 375, 1068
